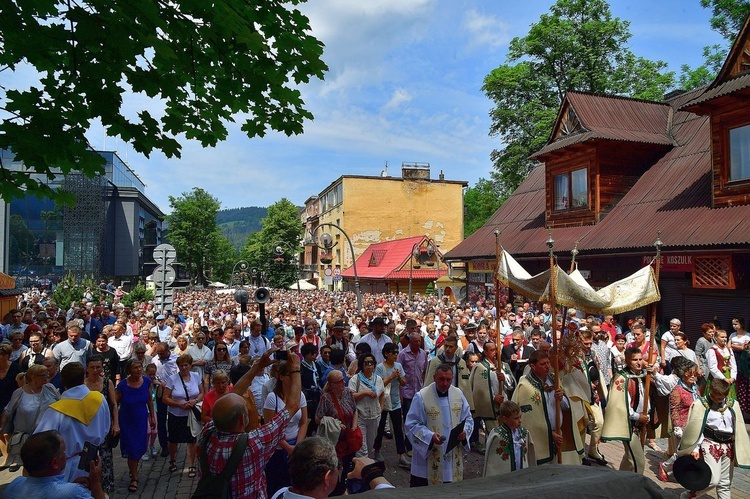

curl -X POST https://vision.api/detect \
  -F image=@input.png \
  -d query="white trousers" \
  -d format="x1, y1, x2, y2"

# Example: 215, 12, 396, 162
357, 416, 380, 459
694, 439, 733, 499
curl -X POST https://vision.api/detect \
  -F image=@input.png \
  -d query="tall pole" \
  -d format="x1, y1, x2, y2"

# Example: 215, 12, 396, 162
494, 229, 501, 347
546, 228, 562, 464
640, 232, 663, 447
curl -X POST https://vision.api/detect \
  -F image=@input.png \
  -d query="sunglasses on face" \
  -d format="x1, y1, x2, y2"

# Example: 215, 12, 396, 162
363, 361, 375, 366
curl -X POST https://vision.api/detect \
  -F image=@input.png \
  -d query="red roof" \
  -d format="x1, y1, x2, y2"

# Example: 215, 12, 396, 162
531, 91, 673, 158
444, 87, 750, 261
340, 236, 445, 280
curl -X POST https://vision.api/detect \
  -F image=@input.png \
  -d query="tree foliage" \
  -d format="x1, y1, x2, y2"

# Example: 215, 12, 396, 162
166, 188, 236, 287
680, 1, 749, 89
464, 178, 505, 237
0, 0, 327, 203
701, 0, 750, 40
241, 198, 301, 289
483, 0, 675, 198
120, 282, 154, 308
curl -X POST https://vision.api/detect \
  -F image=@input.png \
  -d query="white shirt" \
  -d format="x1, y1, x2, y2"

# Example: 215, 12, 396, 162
264, 392, 306, 442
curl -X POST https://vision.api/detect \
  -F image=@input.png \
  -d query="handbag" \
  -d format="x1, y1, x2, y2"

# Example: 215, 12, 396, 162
331, 393, 362, 457
181, 375, 203, 438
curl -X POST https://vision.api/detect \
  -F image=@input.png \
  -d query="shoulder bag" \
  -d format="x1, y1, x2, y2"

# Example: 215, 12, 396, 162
192, 431, 249, 498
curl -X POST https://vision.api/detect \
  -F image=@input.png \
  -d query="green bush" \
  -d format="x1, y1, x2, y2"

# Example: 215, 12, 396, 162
121, 282, 154, 308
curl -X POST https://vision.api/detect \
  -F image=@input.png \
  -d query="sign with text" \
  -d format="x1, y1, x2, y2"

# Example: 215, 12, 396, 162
642, 254, 694, 273
468, 260, 497, 273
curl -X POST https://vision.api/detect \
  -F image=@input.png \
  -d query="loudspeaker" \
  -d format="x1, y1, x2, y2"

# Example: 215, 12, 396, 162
254, 287, 270, 304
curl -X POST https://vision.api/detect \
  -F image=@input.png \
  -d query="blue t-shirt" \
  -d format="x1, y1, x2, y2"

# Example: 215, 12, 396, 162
4, 475, 92, 499
376, 362, 403, 410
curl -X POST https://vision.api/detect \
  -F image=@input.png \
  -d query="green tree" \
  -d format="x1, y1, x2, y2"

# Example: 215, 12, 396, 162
483, 0, 675, 198
701, 0, 750, 40
241, 198, 301, 288
0, 0, 327, 203
166, 188, 228, 287
120, 282, 154, 308
464, 178, 505, 237
679, 1, 749, 89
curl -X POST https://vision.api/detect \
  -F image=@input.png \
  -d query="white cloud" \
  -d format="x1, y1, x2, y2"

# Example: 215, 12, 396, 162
384, 88, 412, 110
462, 9, 511, 52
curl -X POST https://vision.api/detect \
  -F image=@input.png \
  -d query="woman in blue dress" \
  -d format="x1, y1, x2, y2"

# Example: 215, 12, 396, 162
116, 358, 156, 493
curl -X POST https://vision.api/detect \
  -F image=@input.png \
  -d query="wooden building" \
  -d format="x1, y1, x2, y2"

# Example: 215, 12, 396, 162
444, 17, 750, 342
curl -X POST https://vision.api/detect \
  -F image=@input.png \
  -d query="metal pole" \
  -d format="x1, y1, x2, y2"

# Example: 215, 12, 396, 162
494, 229, 501, 344
546, 228, 561, 464
641, 232, 663, 447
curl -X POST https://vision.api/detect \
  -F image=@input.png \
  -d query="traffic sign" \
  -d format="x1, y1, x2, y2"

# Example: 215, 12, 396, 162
333, 268, 341, 276
324, 268, 333, 277
153, 244, 177, 266
333, 275, 342, 282
152, 266, 176, 285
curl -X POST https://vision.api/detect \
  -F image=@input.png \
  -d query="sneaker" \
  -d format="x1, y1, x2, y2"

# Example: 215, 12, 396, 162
398, 456, 411, 469
142, 453, 150, 462
150, 446, 158, 457
374, 451, 385, 462
384, 431, 393, 440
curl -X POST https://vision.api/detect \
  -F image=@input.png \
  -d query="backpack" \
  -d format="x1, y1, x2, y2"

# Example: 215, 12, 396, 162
192, 431, 249, 498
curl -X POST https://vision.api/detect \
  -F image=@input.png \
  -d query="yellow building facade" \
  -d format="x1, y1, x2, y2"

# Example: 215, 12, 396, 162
304, 164, 467, 290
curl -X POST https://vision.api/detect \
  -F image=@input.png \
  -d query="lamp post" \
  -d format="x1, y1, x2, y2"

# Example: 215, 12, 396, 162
231, 260, 251, 288
275, 241, 301, 292
493, 229, 501, 340
307, 222, 361, 310
408, 237, 439, 300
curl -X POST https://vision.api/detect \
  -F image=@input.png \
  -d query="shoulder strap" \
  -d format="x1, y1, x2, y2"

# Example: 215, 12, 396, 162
200, 431, 249, 480
330, 393, 346, 421
220, 433, 248, 480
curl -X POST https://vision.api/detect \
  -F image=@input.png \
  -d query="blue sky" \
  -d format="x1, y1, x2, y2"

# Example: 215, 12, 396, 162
90, 0, 727, 213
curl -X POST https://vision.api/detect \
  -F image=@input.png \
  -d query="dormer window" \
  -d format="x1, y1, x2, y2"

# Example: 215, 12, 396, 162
729, 124, 750, 182
553, 168, 588, 211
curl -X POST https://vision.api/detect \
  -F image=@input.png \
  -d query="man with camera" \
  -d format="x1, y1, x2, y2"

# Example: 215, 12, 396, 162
3, 430, 105, 499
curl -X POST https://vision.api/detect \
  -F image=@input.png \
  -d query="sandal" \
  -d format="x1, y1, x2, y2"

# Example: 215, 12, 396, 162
128, 479, 138, 492
188, 466, 196, 478
169, 461, 178, 473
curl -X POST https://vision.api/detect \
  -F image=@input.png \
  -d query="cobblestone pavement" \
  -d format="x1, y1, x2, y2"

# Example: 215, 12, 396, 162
3, 428, 750, 498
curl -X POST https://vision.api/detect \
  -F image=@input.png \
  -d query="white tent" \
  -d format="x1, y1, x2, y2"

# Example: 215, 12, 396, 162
289, 279, 317, 290
208, 281, 227, 288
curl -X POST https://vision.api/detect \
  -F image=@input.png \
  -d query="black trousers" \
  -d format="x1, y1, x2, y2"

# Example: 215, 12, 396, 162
402, 398, 413, 451
373, 407, 406, 454
156, 396, 168, 450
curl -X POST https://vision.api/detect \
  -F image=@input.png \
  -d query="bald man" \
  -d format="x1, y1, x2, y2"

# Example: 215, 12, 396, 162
198, 348, 301, 499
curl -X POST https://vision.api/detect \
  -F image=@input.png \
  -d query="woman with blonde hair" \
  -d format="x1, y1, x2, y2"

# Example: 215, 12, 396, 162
315, 369, 358, 495
163, 353, 204, 476
0, 364, 59, 471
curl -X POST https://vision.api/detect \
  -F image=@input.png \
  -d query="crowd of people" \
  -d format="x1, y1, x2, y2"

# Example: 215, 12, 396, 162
1, 285, 749, 499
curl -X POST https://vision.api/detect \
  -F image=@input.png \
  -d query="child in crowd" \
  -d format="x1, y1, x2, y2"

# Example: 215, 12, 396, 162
483, 401, 535, 476
142, 363, 159, 460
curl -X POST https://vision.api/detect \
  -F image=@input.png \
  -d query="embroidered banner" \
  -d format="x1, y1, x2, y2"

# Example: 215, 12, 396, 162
496, 250, 660, 315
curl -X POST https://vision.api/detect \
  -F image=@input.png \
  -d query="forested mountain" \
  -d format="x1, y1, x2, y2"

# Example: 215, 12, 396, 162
216, 206, 267, 249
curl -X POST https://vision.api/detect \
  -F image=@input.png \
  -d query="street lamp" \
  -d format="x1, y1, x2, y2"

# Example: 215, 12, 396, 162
275, 241, 301, 292
308, 222, 361, 310
231, 260, 251, 288
408, 237, 440, 300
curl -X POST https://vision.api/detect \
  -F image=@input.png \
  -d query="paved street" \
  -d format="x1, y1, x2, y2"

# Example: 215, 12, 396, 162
4, 426, 750, 498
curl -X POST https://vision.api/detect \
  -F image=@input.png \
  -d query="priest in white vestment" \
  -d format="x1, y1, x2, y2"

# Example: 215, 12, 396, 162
405, 363, 473, 486
34, 363, 111, 483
